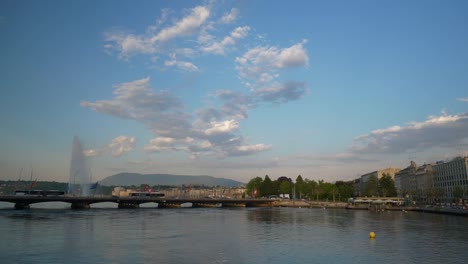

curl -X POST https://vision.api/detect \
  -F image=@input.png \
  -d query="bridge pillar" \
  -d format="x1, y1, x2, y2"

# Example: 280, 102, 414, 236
71, 203, 91, 209
14, 203, 30, 210
118, 203, 140, 209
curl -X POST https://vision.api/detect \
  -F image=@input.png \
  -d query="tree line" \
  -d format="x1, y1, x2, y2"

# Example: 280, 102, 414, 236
245, 175, 354, 202
246, 173, 398, 201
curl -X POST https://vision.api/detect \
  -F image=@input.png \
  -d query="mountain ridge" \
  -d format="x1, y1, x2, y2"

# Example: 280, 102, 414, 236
99, 172, 244, 187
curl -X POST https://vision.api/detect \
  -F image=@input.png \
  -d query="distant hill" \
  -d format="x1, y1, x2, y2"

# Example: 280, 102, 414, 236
99, 173, 244, 187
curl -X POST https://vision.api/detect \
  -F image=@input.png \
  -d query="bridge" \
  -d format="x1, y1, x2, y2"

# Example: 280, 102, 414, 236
0, 195, 274, 209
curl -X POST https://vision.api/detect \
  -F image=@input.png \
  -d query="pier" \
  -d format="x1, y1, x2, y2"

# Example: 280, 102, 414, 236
0, 195, 273, 209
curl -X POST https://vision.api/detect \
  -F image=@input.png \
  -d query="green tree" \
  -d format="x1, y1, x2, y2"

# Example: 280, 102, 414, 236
295, 175, 304, 199
246, 177, 263, 198
453, 185, 464, 201
364, 175, 378, 197
336, 181, 354, 201
378, 173, 397, 197
261, 175, 273, 197
279, 181, 291, 197
304, 179, 317, 200
314, 180, 325, 201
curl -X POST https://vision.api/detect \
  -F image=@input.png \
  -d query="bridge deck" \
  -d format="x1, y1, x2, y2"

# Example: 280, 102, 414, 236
0, 195, 273, 209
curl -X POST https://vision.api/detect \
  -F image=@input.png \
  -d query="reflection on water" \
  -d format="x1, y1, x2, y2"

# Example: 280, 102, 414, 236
0, 206, 467, 264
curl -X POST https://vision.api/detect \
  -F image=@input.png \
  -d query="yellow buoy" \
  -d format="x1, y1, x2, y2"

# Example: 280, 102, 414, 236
369, 232, 376, 239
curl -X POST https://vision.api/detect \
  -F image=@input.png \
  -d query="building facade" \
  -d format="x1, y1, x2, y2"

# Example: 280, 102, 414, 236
395, 161, 435, 203
433, 156, 468, 203
359, 167, 401, 197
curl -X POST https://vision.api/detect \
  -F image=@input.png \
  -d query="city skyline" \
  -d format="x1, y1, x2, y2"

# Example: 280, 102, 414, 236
1, 0, 467, 183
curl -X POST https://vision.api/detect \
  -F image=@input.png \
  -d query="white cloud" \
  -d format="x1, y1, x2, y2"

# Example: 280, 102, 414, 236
203, 26, 250, 55
104, 5, 210, 61
220, 8, 239, 24
205, 120, 239, 135
254, 82, 307, 103
81, 77, 191, 139
236, 40, 309, 86
351, 112, 468, 154
231, 144, 272, 156
109, 136, 136, 157
83, 78, 272, 158
150, 6, 210, 43
83, 149, 99, 157
457, 97, 468, 102
104, 32, 155, 59
145, 137, 178, 152
164, 54, 199, 72
83, 136, 136, 157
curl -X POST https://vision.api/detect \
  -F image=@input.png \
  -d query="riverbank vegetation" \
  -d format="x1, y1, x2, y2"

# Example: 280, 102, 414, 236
246, 174, 398, 202
246, 175, 354, 202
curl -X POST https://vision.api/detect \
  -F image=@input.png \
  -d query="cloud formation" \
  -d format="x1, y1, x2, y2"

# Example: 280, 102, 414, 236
202, 26, 250, 55
220, 8, 239, 24
104, 5, 210, 60
254, 82, 307, 103
236, 40, 309, 86
82, 77, 273, 158
457, 97, 468, 102
88, 5, 310, 161
103, 4, 252, 72
351, 112, 468, 154
84, 136, 136, 157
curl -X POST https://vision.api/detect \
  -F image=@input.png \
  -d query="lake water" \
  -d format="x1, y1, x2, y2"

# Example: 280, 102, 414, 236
0, 202, 467, 264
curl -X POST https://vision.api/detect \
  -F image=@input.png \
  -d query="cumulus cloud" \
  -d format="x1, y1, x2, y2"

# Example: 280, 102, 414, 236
144, 137, 179, 152
351, 112, 468, 154
103, 5, 251, 72
236, 40, 308, 84
104, 5, 210, 64
84, 136, 136, 157
205, 120, 239, 135
203, 26, 250, 54
104, 32, 155, 59
220, 8, 239, 24
254, 82, 307, 103
93, 5, 311, 160
164, 54, 199, 72
231, 144, 272, 156
457, 97, 468, 102
82, 78, 272, 158
151, 6, 210, 43
109, 136, 137, 157
83, 149, 99, 157
81, 77, 191, 139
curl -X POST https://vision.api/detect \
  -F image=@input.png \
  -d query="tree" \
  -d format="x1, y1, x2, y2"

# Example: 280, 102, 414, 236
246, 177, 263, 198
261, 175, 273, 197
378, 173, 397, 197
279, 181, 291, 197
453, 185, 464, 202
314, 180, 325, 201
364, 175, 378, 197
295, 175, 304, 199
336, 181, 354, 201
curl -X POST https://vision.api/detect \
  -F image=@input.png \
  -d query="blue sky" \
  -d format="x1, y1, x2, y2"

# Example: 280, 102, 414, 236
1, 0, 468, 183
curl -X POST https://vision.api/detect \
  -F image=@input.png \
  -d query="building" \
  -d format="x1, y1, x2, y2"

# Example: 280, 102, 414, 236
395, 161, 435, 203
433, 156, 468, 203
359, 167, 401, 196
353, 178, 361, 197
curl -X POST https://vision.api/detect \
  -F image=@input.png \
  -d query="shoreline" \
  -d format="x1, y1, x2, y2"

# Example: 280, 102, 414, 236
273, 200, 468, 217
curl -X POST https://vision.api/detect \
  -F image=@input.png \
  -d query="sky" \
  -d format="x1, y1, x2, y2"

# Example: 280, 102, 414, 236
1, 0, 468, 184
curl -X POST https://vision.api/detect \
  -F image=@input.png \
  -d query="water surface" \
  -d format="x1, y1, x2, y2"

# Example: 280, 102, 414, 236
0, 203, 466, 263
